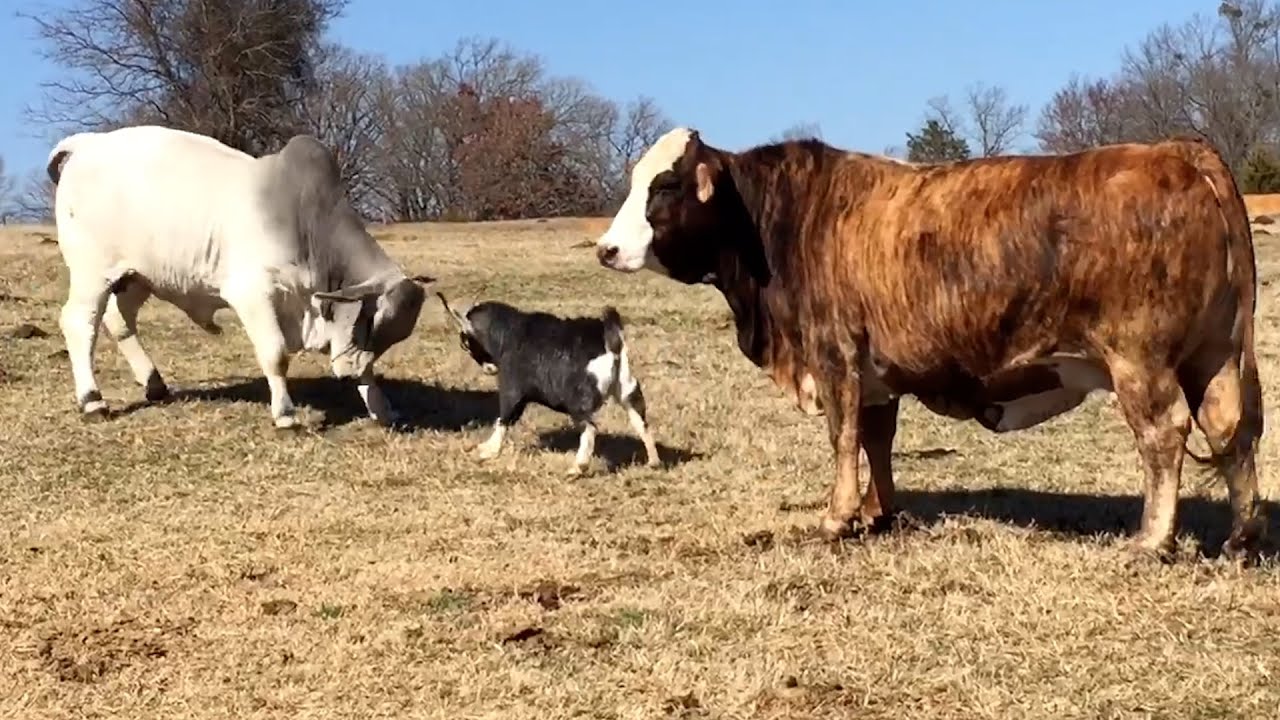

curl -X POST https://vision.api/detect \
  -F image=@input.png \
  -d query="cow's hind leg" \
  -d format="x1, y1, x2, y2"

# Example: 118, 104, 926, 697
59, 271, 113, 419
1180, 344, 1265, 558
101, 279, 169, 403
227, 295, 298, 429
1110, 359, 1192, 558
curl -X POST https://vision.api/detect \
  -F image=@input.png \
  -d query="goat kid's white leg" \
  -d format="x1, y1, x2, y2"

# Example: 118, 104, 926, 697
476, 422, 507, 461
568, 421, 598, 476
59, 284, 111, 419
620, 387, 661, 468
357, 373, 400, 427
231, 296, 299, 429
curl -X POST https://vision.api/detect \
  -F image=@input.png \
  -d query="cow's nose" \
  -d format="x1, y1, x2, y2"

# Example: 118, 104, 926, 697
596, 244, 619, 266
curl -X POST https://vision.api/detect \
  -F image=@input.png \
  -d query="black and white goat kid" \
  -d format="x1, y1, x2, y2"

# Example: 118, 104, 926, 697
437, 293, 661, 475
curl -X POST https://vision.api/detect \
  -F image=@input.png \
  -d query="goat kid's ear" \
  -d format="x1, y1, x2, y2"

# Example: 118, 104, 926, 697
408, 274, 435, 285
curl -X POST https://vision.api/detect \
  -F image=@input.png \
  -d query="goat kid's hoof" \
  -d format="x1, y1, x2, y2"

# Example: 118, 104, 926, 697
474, 447, 500, 462
273, 415, 301, 431
566, 464, 590, 477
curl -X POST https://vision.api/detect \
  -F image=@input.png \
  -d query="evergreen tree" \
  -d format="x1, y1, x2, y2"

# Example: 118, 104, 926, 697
905, 119, 971, 163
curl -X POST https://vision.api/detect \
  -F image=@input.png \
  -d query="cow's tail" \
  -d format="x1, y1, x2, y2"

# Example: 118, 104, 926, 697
46, 132, 96, 185
1181, 138, 1263, 481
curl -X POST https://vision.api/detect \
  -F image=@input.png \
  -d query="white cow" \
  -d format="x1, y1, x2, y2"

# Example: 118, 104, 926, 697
47, 125, 433, 428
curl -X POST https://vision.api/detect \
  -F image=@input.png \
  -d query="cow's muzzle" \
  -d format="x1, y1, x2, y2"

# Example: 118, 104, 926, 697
596, 243, 620, 268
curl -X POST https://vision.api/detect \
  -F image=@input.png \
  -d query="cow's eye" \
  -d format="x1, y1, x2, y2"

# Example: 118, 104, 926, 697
652, 173, 681, 195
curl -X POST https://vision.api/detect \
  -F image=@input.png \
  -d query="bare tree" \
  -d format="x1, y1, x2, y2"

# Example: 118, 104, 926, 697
923, 84, 1027, 157
300, 43, 391, 218
24, 0, 348, 155
1034, 75, 1142, 153
965, 83, 1028, 156
770, 122, 824, 143
372, 37, 672, 221
0, 157, 14, 223
1037, 0, 1280, 175
604, 96, 672, 203
7, 171, 56, 223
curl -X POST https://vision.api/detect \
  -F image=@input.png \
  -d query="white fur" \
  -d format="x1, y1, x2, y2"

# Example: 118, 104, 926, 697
596, 127, 694, 274
49, 125, 408, 426
584, 346, 639, 400
985, 356, 1113, 432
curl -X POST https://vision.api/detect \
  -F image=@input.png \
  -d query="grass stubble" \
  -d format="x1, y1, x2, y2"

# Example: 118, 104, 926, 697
2, 217, 1279, 719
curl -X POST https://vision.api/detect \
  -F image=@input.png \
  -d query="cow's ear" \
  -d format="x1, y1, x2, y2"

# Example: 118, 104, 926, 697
695, 162, 714, 203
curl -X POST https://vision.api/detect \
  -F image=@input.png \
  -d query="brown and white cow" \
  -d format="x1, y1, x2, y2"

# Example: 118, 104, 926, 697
595, 127, 1265, 559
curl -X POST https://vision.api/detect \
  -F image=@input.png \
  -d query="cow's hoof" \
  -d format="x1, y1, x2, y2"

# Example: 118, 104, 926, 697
80, 402, 110, 422
1126, 536, 1176, 565
1221, 524, 1264, 563
816, 515, 859, 543
860, 511, 899, 535
144, 382, 171, 403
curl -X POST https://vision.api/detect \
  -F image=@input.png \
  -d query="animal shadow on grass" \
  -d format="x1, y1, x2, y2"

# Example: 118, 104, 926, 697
898, 486, 1280, 560
536, 428, 702, 471
134, 376, 497, 432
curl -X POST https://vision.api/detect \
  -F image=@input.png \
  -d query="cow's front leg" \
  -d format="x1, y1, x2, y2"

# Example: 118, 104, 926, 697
819, 376, 863, 541
231, 297, 298, 429
357, 371, 400, 427
858, 398, 900, 531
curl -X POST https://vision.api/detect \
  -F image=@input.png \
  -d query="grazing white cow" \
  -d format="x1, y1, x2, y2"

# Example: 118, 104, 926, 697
46, 125, 433, 428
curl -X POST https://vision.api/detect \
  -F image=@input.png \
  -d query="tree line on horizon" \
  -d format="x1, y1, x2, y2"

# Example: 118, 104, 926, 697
4, 0, 1280, 224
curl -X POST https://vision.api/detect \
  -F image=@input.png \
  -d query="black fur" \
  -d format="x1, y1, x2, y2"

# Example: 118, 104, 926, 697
454, 300, 630, 427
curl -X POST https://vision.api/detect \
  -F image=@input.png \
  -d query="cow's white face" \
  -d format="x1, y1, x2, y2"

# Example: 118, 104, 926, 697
322, 297, 378, 378
596, 127, 698, 275
312, 275, 429, 379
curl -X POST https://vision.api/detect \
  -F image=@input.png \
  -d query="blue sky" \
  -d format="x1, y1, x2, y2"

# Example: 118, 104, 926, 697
1, 0, 1213, 178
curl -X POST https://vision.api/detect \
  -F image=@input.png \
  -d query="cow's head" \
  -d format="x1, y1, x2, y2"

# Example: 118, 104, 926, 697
311, 273, 433, 379
436, 291, 499, 375
596, 127, 763, 286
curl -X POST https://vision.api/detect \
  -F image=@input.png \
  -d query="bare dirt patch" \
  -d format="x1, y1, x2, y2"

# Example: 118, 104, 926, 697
2, 219, 1280, 718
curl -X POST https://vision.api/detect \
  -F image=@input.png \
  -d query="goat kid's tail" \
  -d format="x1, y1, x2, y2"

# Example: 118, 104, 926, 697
601, 306, 625, 355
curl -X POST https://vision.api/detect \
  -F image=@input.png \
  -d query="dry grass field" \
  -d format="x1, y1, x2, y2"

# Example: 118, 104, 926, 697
3, 215, 1280, 719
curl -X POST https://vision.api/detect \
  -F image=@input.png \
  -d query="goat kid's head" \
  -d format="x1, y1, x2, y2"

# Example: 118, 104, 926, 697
437, 292, 498, 375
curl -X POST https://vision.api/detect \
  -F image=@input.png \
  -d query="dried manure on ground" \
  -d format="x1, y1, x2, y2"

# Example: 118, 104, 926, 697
2, 217, 1280, 719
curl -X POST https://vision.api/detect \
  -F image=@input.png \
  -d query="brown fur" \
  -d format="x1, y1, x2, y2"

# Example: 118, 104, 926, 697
615, 131, 1266, 558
